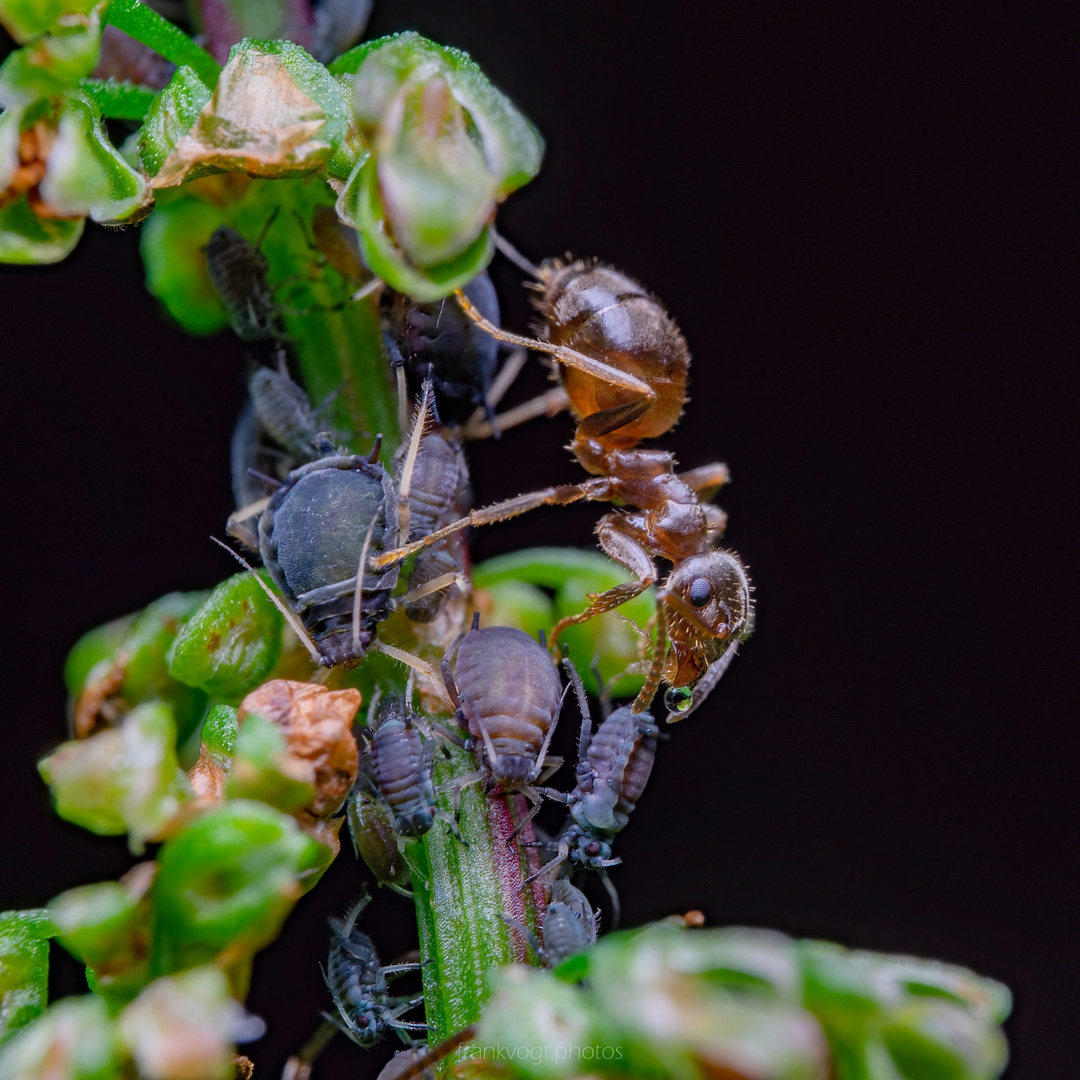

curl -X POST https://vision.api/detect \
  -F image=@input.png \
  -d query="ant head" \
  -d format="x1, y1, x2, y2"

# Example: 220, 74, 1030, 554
662, 551, 753, 686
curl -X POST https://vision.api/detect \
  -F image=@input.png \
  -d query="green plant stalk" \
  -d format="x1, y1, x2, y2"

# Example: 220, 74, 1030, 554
77, 78, 158, 120
283, 296, 399, 456
410, 745, 545, 1060
104, 0, 220, 89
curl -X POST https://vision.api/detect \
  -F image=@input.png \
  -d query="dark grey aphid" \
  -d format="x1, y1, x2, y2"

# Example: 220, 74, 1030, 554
387, 270, 502, 426
393, 386, 470, 623
443, 622, 564, 793
500, 879, 596, 968
325, 895, 425, 1049
259, 441, 399, 667
362, 696, 438, 839
206, 225, 279, 342
531, 666, 661, 924
249, 364, 322, 461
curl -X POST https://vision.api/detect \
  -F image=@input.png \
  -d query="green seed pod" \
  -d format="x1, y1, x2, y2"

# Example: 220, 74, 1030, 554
150, 800, 321, 975
882, 1002, 1009, 1080
0, 996, 121, 1080
225, 714, 316, 814
0, 910, 52, 1046
67, 590, 208, 742
47, 870, 153, 1008
118, 966, 241, 1080
38, 702, 186, 852
167, 571, 284, 701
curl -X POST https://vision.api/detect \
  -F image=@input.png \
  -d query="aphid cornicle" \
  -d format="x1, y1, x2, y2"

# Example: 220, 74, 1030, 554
362, 695, 438, 838
441, 621, 564, 798
258, 437, 400, 667
386, 271, 502, 426
371, 247, 754, 715
324, 895, 425, 1049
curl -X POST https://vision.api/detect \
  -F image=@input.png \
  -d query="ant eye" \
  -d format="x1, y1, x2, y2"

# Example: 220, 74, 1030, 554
688, 578, 711, 607
665, 686, 693, 713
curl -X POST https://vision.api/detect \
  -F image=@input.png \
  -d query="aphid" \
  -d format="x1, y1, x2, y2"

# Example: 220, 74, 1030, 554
503, 879, 598, 968
441, 620, 564, 807
393, 381, 470, 623
347, 779, 413, 896
361, 695, 438, 838
256, 436, 401, 667
370, 241, 754, 714
205, 222, 279, 343
532, 663, 661, 923
324, 895, 425, 1048
385, 271, 502, 427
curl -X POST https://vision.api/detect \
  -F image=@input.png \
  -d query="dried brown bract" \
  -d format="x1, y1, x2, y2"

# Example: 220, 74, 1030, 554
237, 679, 361, 817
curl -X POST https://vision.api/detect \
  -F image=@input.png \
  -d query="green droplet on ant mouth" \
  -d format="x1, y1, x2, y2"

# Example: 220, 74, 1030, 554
664, 686, 693, 713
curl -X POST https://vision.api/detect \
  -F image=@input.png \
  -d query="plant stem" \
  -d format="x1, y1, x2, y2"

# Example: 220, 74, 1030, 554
411, 746, 546, 1065
77, 78, 158, 120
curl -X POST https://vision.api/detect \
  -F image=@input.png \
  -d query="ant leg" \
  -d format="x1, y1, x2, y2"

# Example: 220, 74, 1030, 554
549, 517, 657, 652
455, 289, 656, 401
678, 461, 731, 501
370, 476, 613, 570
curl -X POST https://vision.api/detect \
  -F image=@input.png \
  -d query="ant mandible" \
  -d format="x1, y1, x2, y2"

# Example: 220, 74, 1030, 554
371, 237, 753, 715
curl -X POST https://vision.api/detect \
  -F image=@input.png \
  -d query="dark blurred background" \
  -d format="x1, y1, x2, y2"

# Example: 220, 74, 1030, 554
0, 2, 1073, 1076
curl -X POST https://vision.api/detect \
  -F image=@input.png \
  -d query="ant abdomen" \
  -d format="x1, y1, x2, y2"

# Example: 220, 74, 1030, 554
537, 260, 689, 446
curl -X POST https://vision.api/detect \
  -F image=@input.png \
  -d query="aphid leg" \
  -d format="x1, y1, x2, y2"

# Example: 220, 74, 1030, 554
598, 869, 622, 930
434, 807, 469, 845
352, 513, 381, 653
549, 517, 657, 655
226, 495, 272, 551
455, 288, 656, 401
281, 1019, 338, 1080
632, 602, 669, 714
367, 642, 456, 713
396, 570, 468, 609
524, 838, 570, 888
210, 538, 322, 665
499, 913, 545, 962
351, 276, 384, 302
385, 1027, 478, 1080
562, 657, 595, 762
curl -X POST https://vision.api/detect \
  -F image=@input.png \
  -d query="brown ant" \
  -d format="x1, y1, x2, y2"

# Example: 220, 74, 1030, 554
371, 238, 753, 714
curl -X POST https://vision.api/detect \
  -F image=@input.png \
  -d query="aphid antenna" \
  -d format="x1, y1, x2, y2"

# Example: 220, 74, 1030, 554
246, 467, 283, 490
561, 657, 594, 762
499, 913, 544, 962
209, 537, 322, 664
351, 276, 384, 302
364, 686, 384, 730
492, 226, 541, 278
598, 869, 622, 930
368, 641, 456, 713
228, 495, 272, 526
404, 669, 417, 711
252, 206, 281, 252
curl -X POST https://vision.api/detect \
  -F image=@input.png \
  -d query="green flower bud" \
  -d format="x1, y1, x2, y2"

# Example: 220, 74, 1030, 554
0, 6, 103, 108
0, 996, 120, 1080
0, 0, 99, 46
38, 702, 187, 851
0, 910, 52, 1046
137, 66, 211, 179
201, 704, 239, 769
167, 571, 284, 700
118, 966, 241, 1080
0, 194, 84, 264
150, 801, 321, 975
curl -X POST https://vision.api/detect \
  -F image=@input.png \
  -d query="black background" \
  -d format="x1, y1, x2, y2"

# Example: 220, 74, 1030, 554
0, 2, 1074, 1077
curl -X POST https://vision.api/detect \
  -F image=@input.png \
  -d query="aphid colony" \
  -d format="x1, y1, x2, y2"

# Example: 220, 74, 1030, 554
206, 207, 753, 1063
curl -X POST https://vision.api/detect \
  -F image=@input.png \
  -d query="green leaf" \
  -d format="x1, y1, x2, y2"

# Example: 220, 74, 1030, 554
201, 703, 239, 769
0, 194, 85, 265
0, 910, 52, 1047
0, 5, 103, 107
63, 612, 137, 698
0, 996, 120, 1080
38, 702, 187, 851
150, 800, 320, 974
150, 39, 350, 188
38, 90, 151, 223
167, 571, 284, 700
76, 76, 157, 120
104, 0, 219, 90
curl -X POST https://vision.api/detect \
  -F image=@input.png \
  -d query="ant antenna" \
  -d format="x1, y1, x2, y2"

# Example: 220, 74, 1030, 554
492, 227, 541, 278
210, 537, 322, 665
